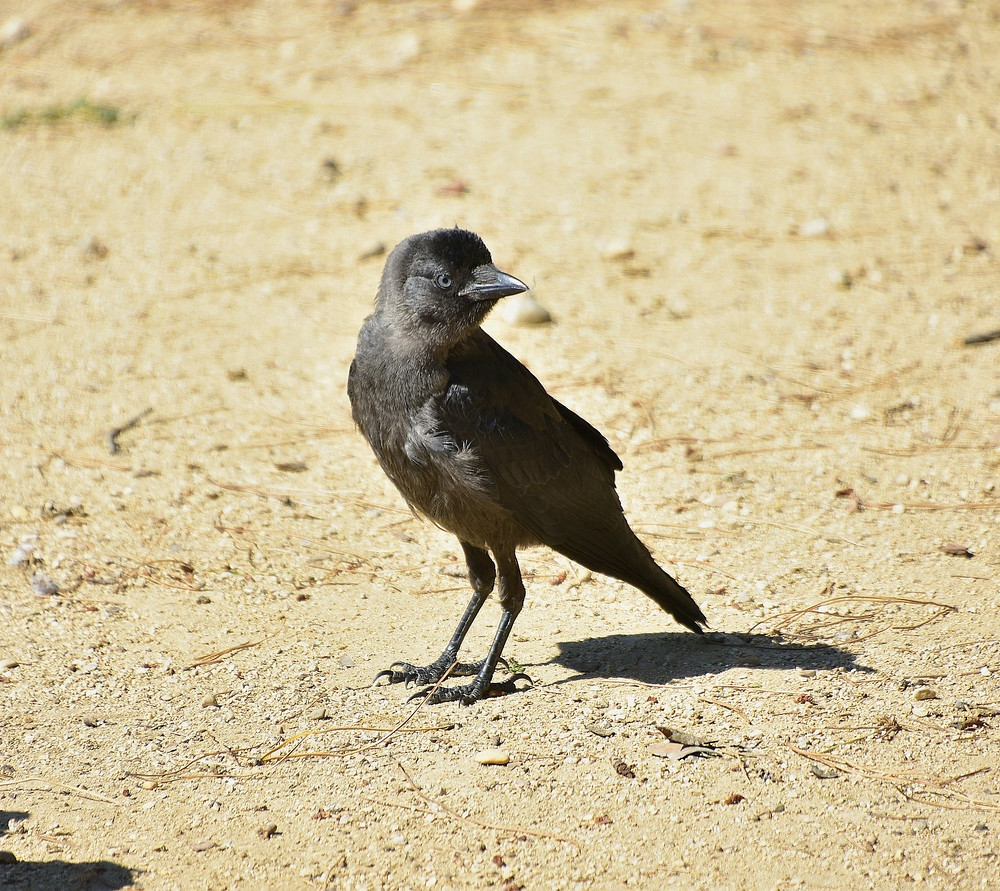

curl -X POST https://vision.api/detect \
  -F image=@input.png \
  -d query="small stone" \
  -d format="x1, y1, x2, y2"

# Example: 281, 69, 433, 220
502, 292, 551, 326
258, 823, 278, 839
338, 655, 355, 669
828, 268, 853, 288
30, 571, 59, 596
587, 723, 614, 738
309, 707, 329, 721
202, 694, 220, 708
82, 716, 100, 728
195, 594, 211, 604
80, 236, 109, 260
0, 17, 30, 50
912, 687, 937, 701
474, 748, 510, 766
849, 404, 871, 421
912, 704, 930, 718
796, 668, 816, 678
8, 539, 36, 567
601, 238, 634, 261
891, 503, 905, 515
799, 217, 830, 238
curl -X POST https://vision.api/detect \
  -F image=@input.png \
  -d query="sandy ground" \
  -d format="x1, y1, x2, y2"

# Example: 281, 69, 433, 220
2, 0, 1000, 888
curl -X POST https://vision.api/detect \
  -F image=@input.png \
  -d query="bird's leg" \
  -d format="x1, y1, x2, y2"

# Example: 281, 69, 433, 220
412, 547, 532, 705
374, 542, 496, 688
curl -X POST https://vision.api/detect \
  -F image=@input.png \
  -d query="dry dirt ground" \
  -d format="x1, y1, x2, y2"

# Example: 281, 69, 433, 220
2, 1, 1000, 888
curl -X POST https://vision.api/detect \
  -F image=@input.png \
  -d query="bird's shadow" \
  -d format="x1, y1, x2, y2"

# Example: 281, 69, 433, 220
548, 630, 868, 686
1, 810, 135, 891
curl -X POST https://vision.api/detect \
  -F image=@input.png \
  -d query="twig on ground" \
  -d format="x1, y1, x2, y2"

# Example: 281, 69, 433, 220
187, 626, 282, 669
748, 589, 956, 643
788, 745, 999, 811
0, 776, 117, 805
107, 407, 152, 454
257, 663, 456, 763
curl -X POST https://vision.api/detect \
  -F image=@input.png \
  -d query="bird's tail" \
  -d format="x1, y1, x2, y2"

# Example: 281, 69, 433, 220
631, 559, 706, 634
563, 532, 707, 633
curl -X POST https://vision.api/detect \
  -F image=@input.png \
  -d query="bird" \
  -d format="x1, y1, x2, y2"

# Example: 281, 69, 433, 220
347, 227, 706, 704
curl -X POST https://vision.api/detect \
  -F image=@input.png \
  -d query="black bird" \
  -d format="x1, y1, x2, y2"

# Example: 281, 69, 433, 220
348, 228, 706, 704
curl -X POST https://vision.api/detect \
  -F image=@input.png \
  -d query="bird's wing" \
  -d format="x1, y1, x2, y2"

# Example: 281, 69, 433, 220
439, 332, 634, 559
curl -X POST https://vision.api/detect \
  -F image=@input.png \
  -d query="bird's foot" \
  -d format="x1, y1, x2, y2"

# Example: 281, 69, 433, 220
407, 672, 533, 706
373, 655, 509, 688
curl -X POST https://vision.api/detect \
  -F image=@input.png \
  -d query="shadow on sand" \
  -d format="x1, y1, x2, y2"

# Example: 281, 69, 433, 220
549, 630, 868, 686
1, 810, 135, 891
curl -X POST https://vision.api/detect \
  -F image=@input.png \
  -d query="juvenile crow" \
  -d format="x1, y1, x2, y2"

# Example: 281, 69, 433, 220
348, 228, 705, 703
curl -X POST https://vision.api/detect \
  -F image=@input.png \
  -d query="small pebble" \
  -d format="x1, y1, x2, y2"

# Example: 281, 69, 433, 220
601, 238, 634, 261
913, 687, 937, 701
0, 17, 30, 50
796, 668, 816, 678
502, 292, 551, 326
30, 571, 59, 596
827, 268, 853, 288
202, 694, 220, 708
309, 707, 329, 721
849, 404, 871, 421
799, 217, 830, 238
8, 539, 35, 567
339, 655, 355, 668
912, 704, 930, 718
474, 748, 510, 766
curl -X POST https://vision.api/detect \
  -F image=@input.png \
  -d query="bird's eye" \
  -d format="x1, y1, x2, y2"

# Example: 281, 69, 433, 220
434, 273, 453, 291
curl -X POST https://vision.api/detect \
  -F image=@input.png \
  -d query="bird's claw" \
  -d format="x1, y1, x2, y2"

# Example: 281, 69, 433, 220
406, 670, 534, 706
372, 659, 455, 689
488, 672, 534, 696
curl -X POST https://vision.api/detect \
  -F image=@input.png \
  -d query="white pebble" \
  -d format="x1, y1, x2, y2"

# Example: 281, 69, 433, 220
502, 292, 551, 326
8, 541, 35, 567
601, 238, 634, 261
799, 217, 830, 238
474, 748, 510, 766
849, 404, 871, 421
0, 17, 30, 50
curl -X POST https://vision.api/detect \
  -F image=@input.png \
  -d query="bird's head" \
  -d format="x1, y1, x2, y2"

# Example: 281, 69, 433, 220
375, 228, 528, 346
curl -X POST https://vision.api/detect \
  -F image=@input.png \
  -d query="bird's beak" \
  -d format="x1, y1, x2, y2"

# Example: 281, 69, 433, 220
461, 264, 529, 302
